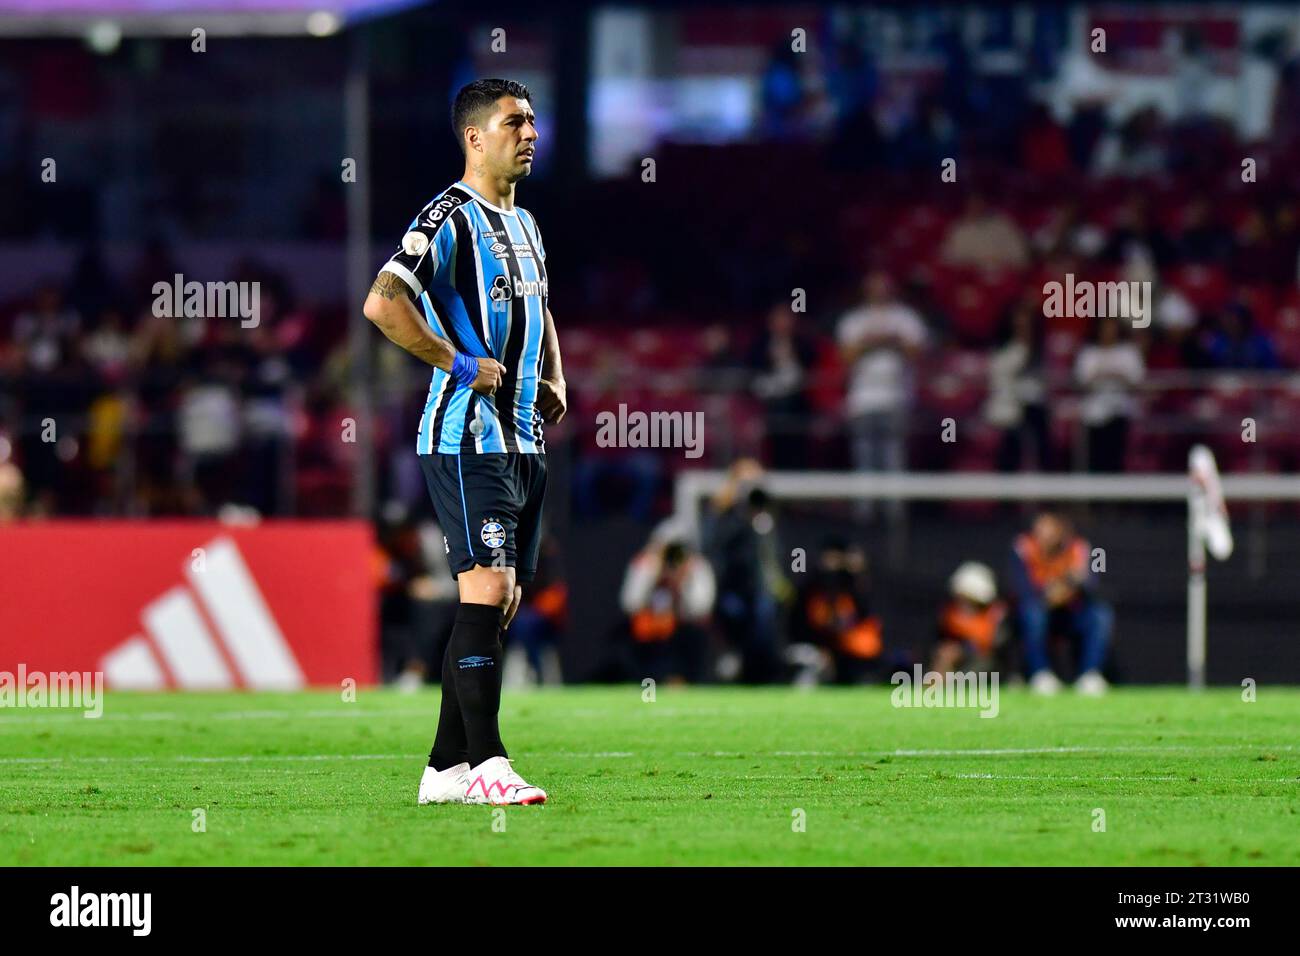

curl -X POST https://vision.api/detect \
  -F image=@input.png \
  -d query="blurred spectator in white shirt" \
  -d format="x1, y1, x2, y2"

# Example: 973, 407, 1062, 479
1075, 317, 1145, 472
986, 299, 1050, 471
940, 194, 1029, 270
836, 270, 928, 477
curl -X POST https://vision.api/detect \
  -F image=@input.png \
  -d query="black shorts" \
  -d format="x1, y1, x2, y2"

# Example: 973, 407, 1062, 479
419, 452, 548, 582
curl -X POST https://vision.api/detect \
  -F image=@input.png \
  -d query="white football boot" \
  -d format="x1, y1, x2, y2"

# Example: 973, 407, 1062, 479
1075, 670, 1110, 696
418, 762, 471, 805
1030, 669, 1063, 696
464, 756, 548, 805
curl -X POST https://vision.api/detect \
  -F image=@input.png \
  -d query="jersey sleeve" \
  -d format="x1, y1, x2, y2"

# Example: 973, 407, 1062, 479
379, 196, 461, 297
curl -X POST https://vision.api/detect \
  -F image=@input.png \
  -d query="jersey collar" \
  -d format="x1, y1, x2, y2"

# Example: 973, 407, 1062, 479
455, 181, 519, 216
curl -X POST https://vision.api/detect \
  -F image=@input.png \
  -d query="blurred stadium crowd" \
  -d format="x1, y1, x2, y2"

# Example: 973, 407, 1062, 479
6, 137, 1300, 519
5, 4, 1300, 683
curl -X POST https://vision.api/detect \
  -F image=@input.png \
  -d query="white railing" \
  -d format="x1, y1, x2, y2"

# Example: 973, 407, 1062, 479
674, 466, 1300, 689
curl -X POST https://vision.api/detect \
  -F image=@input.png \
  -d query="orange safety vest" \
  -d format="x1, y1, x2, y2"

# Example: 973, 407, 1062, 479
940, 601, 1005, 655
372, 546, 391, 588
807, 592, 882, 659
840, 618, 882, 659
631, 606, 676, 643
532, 582, 567, 622
1014, 534, 1087, 589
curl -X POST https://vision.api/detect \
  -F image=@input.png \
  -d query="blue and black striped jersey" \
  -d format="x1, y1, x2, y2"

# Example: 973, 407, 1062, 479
380, 181, 549, 455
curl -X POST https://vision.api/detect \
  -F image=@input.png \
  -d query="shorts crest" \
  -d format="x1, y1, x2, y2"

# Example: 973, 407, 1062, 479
480, 520, 506, 549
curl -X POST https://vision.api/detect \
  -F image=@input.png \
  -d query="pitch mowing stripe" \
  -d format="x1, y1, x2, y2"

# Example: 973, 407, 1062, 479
959, 773, 1173, 781
697, 746, 1298, 756
887, 745, 1299, 756
948, 773, 1296, 782
2, 746, 1297, 765
0, 707, 734, 723
0, 709, 422, 723
0, 754, 411, 764
953, 775, 1299, 784
0, 705, 740, 723
0, 752, 637, 764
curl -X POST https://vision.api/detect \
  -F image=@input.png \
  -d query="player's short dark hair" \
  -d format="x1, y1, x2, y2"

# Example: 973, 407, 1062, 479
452, 78, 533, 154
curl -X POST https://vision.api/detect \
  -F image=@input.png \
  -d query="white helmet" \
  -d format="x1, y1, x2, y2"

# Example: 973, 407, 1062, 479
950, 561, 997, 605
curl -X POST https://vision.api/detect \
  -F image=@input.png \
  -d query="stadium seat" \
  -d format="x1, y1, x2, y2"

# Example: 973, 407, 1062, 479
1168, 264, 1231, 314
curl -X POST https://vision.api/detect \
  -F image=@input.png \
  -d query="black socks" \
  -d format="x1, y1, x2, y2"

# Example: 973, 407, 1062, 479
428, 632, 469, 771
429, 602, 507, 770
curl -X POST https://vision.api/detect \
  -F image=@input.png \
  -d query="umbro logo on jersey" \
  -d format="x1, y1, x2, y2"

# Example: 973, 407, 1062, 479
457, 655, 495, 669
98, 537, 306, 690
489, 241, 508, 258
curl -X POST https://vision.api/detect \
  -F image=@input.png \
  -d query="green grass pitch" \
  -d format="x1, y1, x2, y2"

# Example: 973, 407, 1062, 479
2, 686, 1297, 866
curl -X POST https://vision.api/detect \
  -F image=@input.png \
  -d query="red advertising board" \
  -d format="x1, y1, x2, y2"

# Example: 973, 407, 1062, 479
0, 521, 377, 688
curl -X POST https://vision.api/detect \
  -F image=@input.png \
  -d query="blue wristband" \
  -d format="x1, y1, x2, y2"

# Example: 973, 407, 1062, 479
450, 352, 478, 388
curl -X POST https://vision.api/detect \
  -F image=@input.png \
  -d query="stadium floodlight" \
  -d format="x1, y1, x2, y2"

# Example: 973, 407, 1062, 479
85, 18, 122, 53
1187, 445, 1233, 691
675, 466, 1300, 689
0, 1, 421, 37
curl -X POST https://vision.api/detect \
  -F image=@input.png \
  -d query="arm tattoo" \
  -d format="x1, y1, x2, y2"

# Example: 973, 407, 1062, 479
369, 271, 414, 301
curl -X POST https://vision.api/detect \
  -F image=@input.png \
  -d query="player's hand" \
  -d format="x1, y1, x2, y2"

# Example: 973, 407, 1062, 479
538, 377, 567, 423
473, 358, 507, 396
1045, 580, 1075, 608
503, 584, 523, 631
